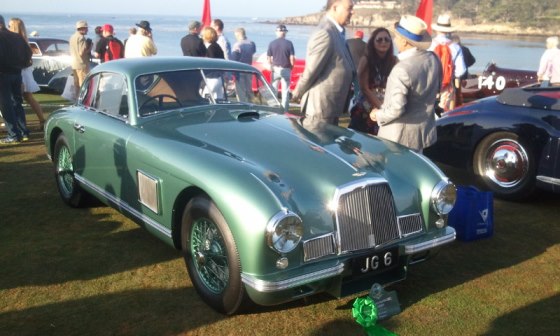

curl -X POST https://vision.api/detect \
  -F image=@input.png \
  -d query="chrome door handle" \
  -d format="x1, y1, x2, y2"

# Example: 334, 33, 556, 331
73, 123, 85, 133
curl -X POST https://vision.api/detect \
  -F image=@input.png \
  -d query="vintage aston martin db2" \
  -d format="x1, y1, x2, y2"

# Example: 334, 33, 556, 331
45, 57, 456, 314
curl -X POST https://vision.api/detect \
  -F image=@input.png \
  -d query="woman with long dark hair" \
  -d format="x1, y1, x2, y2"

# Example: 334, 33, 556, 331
349, 27, 398, 135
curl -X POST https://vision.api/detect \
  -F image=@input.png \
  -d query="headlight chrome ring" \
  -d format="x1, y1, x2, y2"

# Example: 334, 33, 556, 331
265, 210, 303, 254
431, 180, 456, 216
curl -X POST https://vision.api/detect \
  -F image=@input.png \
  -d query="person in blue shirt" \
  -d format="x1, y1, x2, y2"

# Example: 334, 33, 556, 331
267, 25, 295, 111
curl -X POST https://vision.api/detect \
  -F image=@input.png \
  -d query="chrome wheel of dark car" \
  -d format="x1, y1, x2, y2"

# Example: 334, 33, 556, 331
54, 135, 86, 207
181, 196, 246, 315
474, 132, 536, 200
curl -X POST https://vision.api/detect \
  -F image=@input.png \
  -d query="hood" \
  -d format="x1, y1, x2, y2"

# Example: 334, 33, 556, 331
140, 108, 440, 214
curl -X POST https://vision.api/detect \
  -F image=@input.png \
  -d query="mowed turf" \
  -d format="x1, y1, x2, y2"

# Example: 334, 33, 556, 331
1, 93, 559, 335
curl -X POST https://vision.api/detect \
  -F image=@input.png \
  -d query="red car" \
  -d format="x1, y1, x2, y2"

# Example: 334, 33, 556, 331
252, 53, 305, 91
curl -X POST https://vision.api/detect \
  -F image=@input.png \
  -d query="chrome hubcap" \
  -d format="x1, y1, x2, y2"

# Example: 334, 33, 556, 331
484, 139, 528, 188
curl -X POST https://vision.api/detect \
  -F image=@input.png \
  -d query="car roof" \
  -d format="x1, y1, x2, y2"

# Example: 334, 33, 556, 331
28, 37, 68, 44
91, 57, 257, 78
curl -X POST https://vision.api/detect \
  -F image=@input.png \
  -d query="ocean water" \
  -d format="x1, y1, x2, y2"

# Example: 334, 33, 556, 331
4, 12, 546, 74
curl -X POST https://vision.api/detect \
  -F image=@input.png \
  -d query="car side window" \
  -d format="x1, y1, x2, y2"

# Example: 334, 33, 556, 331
29, 42, 41, 56
91, 73, 128, 119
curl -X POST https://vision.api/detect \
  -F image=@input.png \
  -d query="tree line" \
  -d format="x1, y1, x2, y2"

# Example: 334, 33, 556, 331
395, 0, 559, 28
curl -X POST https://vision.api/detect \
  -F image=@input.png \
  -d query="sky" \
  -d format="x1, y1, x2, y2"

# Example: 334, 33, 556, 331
2, 0, 326, 19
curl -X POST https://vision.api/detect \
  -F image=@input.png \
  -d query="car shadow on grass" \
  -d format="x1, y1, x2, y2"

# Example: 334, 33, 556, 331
0, 144, 180, 290
0, 287, 224, 335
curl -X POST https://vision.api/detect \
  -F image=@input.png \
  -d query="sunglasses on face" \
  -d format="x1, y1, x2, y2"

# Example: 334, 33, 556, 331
375, 37, 391, 43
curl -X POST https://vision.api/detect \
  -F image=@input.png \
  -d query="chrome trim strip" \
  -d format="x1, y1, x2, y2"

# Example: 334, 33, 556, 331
404, 227, 456, 255
241, 263, 345, 292
75, 174, 172, 238
537, 175, 560, 186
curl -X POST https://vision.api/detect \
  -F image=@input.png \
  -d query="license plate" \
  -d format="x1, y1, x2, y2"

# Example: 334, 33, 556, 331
351, 247, 399, 275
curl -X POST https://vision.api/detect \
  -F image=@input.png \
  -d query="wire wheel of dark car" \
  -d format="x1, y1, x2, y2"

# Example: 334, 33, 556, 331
181, 196, 247, 315
474, 132, 536, 200
53, 135, 86, 207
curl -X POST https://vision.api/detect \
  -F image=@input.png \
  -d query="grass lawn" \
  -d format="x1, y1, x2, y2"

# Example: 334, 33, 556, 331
1, 93, 559, 335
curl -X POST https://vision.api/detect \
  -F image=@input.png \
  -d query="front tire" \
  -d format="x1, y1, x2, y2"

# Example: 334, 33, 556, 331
473, 132, 536, 200
53, 134, 87, 207
181, 196, 246, 315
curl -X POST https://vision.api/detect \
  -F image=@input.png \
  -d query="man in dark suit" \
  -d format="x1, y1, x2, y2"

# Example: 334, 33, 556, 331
347, 30, 366, 67
370, 15, 442, 153
292, 0, 356, 126
181, 20, 206, 57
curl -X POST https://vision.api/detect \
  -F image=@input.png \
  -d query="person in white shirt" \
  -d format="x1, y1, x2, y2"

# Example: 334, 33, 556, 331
124, 20, 157, 58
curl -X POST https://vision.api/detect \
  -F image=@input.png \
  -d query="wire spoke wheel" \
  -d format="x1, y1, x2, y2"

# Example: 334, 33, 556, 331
181, 196, 247, 314
56, 144, 75, 197
190, 217, 229, 294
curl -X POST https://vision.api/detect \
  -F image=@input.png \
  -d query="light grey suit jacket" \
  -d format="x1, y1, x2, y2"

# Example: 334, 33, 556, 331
293, 18, 355, 120
376, 48, 442, 152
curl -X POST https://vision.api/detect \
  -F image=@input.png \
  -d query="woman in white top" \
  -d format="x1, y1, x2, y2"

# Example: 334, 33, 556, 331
8, 17, 46, 129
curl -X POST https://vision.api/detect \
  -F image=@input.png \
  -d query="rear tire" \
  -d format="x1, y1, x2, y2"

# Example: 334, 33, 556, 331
53, 134, 87, 207
473, 132, 536, 200
181, 196, 247, 315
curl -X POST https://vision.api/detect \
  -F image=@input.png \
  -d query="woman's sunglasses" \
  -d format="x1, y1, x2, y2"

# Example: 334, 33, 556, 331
375, 37, 391, 43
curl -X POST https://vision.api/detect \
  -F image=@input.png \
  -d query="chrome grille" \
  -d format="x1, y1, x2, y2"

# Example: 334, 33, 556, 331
336, 182, 400, 252
398, 214, 424, 236
303, 234, 336, 261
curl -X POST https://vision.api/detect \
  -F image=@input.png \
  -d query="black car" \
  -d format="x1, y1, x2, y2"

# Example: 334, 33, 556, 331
425, 85, 560, 200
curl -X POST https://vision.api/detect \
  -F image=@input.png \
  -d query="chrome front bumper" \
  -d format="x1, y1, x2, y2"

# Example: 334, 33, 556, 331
241, 226, 456, 293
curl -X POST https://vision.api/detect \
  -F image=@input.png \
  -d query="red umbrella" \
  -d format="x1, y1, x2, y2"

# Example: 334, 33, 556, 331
201, 0, 212, 28
415, 0, 433, 34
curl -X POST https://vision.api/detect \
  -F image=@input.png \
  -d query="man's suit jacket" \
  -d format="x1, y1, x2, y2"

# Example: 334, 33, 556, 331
181, 34, 206, 57
293, 18, 355, 120
376, 49, 442, 152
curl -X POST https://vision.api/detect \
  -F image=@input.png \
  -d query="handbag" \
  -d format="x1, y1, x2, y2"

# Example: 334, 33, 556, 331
348, 94, 379, 135
61, 75, 77, 102
447, 185, 494, 241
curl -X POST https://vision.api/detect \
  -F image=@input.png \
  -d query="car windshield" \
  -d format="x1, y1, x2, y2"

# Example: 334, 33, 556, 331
135, 69, 281, 117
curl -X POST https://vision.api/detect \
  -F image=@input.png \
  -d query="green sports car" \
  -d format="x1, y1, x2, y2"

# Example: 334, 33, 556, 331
45, 57, 456, 315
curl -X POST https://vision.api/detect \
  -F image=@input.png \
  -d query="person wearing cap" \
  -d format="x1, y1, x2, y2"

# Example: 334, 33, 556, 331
124, 20, 157, 58
429, 14, 466, 110
266, 24, 295, 111
181, 20, 206, 57
369, 15, 442, 153
292, 0, 356, 126
95, 24, 124, 62
347, 30, 366, 67
69, 19, 92, 98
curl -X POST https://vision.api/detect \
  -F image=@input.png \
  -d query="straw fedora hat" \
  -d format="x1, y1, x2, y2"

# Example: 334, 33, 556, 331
390, 15, 432, 50
431, 14, 456, 33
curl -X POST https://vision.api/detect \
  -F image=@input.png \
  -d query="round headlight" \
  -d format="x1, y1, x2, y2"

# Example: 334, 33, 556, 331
431, 180, 456, 215
266, 211, 303, 254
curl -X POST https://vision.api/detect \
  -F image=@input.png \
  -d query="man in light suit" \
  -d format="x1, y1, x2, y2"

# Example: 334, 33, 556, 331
292, 0, 355, 126
370, 15, 442, 153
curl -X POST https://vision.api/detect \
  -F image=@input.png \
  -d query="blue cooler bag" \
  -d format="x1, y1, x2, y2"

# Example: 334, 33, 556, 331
448, 185, 494, 241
